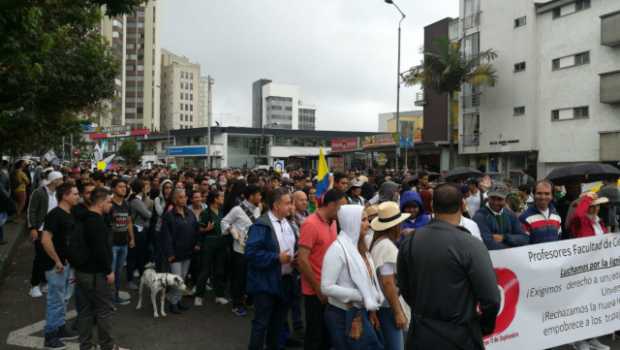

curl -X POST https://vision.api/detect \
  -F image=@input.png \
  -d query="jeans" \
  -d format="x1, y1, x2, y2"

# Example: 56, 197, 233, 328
111, 245, 128, 293
324, 304, 384, 350
304, 295, 330, 350
231, 251, 246, 308
75, 272, 115, 350
196, 238, 226, 298
168, 259, 191, 305
248, 293, 286, 350
377, 307, 404, 350
44, 265, 74, 335
126, 228, 148, 283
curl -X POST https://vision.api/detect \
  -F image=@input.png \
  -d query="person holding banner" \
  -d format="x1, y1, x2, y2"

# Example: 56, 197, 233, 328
397, 184, 500, 350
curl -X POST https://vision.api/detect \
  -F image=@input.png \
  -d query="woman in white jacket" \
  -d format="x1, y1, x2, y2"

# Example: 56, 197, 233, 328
321, 205, 385, 349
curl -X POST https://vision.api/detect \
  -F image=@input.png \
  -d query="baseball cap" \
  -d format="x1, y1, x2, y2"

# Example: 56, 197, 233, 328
488, 182, 509, 199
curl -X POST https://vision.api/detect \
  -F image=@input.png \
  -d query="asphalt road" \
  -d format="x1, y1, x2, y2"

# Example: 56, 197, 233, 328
0, 239, 252, 350
3, 238, 620, 350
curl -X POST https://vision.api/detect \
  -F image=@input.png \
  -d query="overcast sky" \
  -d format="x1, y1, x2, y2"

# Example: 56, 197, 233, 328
160, 0, 457, 131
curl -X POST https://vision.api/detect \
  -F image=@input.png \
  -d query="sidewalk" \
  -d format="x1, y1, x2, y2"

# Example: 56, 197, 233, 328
0, 220, 26, 284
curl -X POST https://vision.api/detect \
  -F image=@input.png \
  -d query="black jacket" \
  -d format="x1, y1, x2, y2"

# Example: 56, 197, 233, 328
161, 207, 199, 261
78, 211, 113, 275
397, 219, 500, 350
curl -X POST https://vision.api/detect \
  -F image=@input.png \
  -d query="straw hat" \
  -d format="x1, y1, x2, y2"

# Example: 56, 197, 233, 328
365, 205, 379, 217
370, 202, 410, 232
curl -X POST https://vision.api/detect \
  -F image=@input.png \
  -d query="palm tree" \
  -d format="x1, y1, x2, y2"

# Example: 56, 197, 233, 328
403, 37, 498, 167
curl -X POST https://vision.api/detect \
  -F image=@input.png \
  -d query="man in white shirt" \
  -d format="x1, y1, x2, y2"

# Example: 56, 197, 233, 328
465, 178, 483, 218
221, 185, 262, 316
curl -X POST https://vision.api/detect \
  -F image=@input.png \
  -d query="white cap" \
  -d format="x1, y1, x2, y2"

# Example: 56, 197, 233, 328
44, 171, 63, 186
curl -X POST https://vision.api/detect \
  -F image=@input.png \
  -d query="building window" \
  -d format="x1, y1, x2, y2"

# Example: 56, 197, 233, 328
190, 94, 193, 101
551, 106, 589, 121
552, 51, 590, 70
553, 0, 590, 19
514, 62, 526, 73
513, 106, 526, 116
514, 16, 526, 28
190, 105, 193, 111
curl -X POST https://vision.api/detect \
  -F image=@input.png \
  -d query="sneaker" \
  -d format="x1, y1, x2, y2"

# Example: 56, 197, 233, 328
194, 297, 203, 307
573, 341, 591, 350
44, 334, 66, 350
127, 282, 139, 291
232, 307, 247, 317
29, 286, 43, 298
588, 338, 610, 350
41, 284, 48, 294
56, 325, 78, 340
215, 297, 229, 305
114, 296, 131, 306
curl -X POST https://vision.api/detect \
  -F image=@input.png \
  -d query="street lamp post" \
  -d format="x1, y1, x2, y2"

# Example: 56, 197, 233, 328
385, 0, 405, 171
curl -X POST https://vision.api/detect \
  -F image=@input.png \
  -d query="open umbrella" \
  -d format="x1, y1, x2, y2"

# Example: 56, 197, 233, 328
445, 167, 483, 182
546, 163, 620, 185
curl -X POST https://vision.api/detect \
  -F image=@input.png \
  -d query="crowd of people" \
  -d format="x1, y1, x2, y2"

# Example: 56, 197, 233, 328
0, 158, 619, 350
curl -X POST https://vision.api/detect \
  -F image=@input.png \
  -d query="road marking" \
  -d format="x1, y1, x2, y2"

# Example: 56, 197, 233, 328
6, 310, 78, 349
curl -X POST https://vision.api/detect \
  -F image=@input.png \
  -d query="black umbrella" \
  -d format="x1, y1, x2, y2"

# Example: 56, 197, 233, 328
546, 163, 620, 185
445, 167, 483, 182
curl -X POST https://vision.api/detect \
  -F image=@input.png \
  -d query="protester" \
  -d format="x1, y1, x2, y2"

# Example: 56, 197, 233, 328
307, 187, 318, 214
332, 172, 350, 193
473, 182, 529, 250
75, 187, 129, 350
570, 192, 609, 238
195, 190, 228, 306
347, 179, 365, 206
297, 189, 346, 350
127, 179, 152, 290
465, 178, 484, 217
109, 179, 135, 305
40, 182, 80, 349
12, 159, 30, 219
397, 183, 501, 349
371, 180, 400, 205
519, 180, 562, 244
28, 171, 64, 298
161, 188, 197, 314
153, 179, 173, 271
246, 187, 297, 350
417, 172, 433, 214
321, 205, 384, 349
292, 190, 309, 230
399, 191, 431, 238
221, 185, 262, 316
370, 201, 410, 350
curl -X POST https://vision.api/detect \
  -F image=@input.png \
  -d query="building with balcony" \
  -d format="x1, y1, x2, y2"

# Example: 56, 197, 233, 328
451, 0, 620, 179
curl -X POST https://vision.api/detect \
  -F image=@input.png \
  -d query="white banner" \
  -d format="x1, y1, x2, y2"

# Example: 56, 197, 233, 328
486, 234, 620, 350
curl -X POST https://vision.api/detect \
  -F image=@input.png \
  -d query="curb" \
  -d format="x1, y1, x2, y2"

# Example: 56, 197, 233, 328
0, 221, 26, 286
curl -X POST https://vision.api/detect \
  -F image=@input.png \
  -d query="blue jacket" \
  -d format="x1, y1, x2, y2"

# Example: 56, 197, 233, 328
245, 214, 297, 298
518, 205, 562, 244
473, 205, 529, 250
400, 191, 431, 230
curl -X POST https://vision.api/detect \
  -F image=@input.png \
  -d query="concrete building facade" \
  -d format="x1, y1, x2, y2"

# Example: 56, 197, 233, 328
97, 13, 126, 127
453, 0, 620, 179
252, 80, 317, 130
160, 49, 201, 130
124, 1, 161, 131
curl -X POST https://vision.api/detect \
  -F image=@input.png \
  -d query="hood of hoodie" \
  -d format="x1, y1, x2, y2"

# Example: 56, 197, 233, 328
400, 190, 430, 229
378, 181, 399, 203
338, 205, 364, 245
158, 179, 173, 199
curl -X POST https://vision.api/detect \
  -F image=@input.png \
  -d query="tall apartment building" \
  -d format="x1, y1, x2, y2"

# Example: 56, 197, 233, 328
451, 0, 620, 179
199, 76, 214, 128
92, 13, 127, 127
160, 49, 201, 130
252, 80, 317, 130
124, 1, 160, 130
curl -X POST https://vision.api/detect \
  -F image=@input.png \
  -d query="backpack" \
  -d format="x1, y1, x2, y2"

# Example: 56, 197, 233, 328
66, 220, 90, 269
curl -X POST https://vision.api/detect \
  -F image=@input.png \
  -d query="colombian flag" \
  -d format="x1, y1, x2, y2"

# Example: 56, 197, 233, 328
316, 148, 330, 198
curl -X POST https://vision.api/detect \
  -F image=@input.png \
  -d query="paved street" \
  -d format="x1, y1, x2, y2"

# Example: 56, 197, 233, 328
0, 237, 252, 350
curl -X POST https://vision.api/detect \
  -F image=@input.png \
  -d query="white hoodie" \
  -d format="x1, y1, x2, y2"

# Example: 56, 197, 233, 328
321, 205, 384, 311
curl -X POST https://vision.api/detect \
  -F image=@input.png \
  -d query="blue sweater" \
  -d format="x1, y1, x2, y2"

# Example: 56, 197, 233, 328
473, 206, 529, 250
518, 205, 562, 244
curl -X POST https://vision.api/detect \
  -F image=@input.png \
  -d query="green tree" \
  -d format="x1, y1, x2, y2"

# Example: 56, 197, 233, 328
117, 138, 142, 166
0, 0, 142, 157
403, 37, 498, 166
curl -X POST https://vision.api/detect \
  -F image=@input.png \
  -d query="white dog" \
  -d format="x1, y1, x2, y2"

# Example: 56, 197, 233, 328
136, 264, 187, 318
